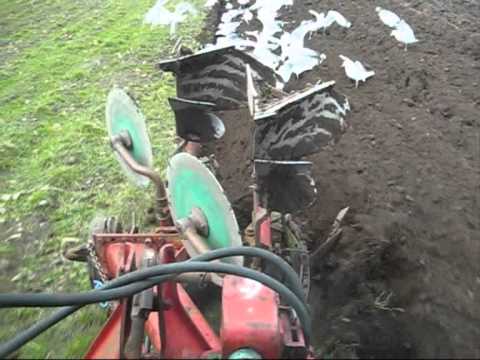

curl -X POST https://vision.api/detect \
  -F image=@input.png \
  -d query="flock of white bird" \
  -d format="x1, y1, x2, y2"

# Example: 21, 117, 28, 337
144, 0, 197, 35
144, 0, 419, 89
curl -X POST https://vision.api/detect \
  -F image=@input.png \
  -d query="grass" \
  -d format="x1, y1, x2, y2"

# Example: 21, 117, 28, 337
0, 0, 207, 357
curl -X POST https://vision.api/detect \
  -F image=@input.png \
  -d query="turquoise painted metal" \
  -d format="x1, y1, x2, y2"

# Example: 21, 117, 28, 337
106, 88, 153, 187
228, 348, 262, 359
167, 153, 243, 265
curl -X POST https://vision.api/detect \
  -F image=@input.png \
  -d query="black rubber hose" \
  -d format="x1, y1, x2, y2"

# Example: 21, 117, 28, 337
188, 246, 307, 303
0, 264, 310, 354
0, 247, 306, 308
0, 262, 311, 340
0, 280, 156, 307
0, 277, 174, 360
0, 246, 308, 357
96, 246, 306, 306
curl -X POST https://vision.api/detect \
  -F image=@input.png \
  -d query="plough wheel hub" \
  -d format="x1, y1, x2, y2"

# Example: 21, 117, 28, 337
167, 153, 243, 265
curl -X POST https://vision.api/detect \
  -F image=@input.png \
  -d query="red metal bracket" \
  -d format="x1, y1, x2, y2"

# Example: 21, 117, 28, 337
221, 275, 282, 358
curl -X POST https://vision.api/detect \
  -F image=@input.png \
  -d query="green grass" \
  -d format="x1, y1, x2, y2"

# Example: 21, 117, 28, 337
0, 0, 207, 357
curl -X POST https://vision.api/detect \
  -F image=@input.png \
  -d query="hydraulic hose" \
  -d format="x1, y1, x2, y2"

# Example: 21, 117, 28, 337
0, 262, 311, 340
0, 246, 309, 358
0, 247, 306, 308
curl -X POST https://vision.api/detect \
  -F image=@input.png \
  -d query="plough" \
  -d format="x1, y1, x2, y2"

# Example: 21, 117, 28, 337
0, 45, 350, 359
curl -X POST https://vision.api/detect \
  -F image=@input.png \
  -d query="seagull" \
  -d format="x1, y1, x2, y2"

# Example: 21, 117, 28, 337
308, 10, 351, 35
277, 36, 326, 82
290, 18, 320, 44
245, 31, 281, 69
205, 0, 218, 7
339, 55, 375, 88
391, 19, 418, 51
306, 10, 327, 35
277, 52, 324, 83
325, 10, 352, 29
243, 9, 253, 23
246, 30, 280, 50
309, 10, 326, 24
376, 7, 401, 28
144, 1, 197, 35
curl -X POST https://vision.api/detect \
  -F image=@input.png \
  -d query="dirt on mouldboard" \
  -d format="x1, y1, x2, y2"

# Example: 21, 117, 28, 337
203, 0, 480, 358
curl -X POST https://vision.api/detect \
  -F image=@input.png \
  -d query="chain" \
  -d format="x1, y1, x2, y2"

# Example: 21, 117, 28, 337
87, 242, 109, 283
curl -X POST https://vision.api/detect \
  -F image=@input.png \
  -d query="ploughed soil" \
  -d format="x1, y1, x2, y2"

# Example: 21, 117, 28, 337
204, 0, 480, 358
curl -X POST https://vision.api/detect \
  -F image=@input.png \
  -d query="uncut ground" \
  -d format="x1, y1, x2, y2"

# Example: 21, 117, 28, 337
209, 0, 480, 358
0, 0, 206, 357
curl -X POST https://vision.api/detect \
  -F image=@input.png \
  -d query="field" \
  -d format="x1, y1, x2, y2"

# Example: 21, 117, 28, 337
0, 0, 205, 357
1, 0, 480, 358
208, 0, 480, 358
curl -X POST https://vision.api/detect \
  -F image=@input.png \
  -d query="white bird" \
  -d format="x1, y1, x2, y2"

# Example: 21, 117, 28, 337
304, 11, 327, 36
391, 19, 418, 51
144, 1, 197, 35
339, 55, 375, 88
376, 7, 401, 28
246, 31, 281, 69
277, 52, 324, 83
277, 31, 326, 82
289, 19, 317, 44
205, 0, 218, 7
309, 10, 326, 25
325, 10, 352, 29
246, 30, 280, 50
243, 9, 253, 23
308, 10, 351, 34
250, 0, 292, 36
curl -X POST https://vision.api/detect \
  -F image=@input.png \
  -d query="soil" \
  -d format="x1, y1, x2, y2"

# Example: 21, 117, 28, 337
204, 0, 480, 358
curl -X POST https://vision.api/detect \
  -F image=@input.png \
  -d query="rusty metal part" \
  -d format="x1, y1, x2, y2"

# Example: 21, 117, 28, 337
181, 226, 211, 257
278, 307, 310, 358
93, 232, 181, 244
173, 139, 203, 158
281, 247, 310, 298
243, 223, 256, 247
63, 243, 89, 262
111, 132, 171, 225
176, 207, 209, 238
90, 226, 183, 287
175, 210, 225, 287
175, 272, 212, 284
264, 213, 311, 297
251, 183, 272, 249
310, 207, 349, 263
184, 141, 202, 156
88, 242, 109, 283
125, 248, 156, 359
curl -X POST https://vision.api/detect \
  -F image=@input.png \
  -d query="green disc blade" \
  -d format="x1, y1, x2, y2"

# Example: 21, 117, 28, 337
106, 88, 153, 187
167, 153, 243, 265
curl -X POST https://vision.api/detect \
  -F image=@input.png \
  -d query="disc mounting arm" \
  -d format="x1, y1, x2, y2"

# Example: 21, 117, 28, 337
111, 132, 170, 224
